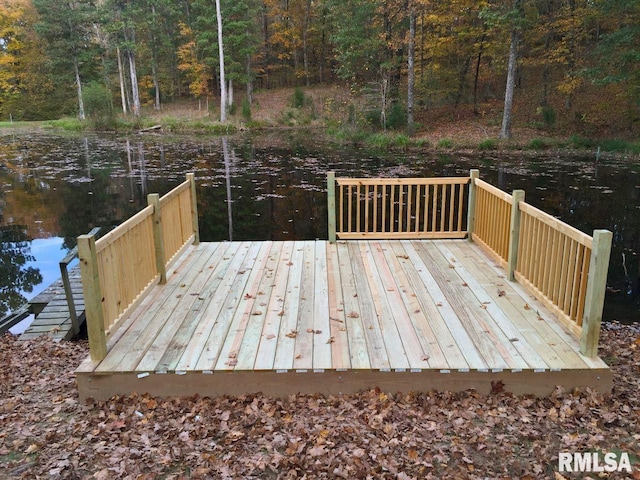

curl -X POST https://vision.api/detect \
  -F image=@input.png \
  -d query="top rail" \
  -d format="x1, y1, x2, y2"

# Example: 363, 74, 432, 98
79, 173, 199, 362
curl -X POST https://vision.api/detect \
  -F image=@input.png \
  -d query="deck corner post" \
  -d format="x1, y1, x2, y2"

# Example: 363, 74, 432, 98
579, 229, 613, 357
507, 189, 525, 281
148, 193, 167, 284
77, 234, 107, 362
327, 171, 337, 243
187, 173, 200, 245
467, 169, 480, 241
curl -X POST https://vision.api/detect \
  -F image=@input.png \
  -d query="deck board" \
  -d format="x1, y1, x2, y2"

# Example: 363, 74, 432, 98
77, 239, 612, 401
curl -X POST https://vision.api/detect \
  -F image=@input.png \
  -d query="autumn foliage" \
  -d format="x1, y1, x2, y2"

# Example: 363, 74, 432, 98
0, 0, 638, 137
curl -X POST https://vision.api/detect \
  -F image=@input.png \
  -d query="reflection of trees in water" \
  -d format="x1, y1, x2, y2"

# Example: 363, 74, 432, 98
0, 225, 42, 317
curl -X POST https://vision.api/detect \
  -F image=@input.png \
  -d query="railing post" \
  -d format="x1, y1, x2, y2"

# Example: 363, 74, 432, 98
187, 173, 200, 245
78, 234, 107, 362
327, 171, 337, 243
580, 229, 613, 357
60, 253, 79, 335
148, 193, 167, 284
507, 190, 525, 281
467, 169, 479, 241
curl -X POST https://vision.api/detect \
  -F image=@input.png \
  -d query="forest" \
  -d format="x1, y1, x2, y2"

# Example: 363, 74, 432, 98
0, 0, 638, 139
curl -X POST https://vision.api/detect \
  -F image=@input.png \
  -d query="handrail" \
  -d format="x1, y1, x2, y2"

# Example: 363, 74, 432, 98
470, 178, 513, 267
327, 170, 612, 357
514, 202, 611, 356
470, 175, 611, 357
79, 173, 199, 362
328, 174, 470, 240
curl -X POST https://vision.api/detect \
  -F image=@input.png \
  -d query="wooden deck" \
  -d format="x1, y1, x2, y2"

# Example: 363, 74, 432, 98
76, 239, 612, 401
19, 265, 84, 341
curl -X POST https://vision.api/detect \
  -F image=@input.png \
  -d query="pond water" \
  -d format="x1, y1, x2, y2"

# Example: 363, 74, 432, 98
1, 130, 638, 325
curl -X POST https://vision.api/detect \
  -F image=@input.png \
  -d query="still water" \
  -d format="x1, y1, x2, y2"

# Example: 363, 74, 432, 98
1, 131, 638, 324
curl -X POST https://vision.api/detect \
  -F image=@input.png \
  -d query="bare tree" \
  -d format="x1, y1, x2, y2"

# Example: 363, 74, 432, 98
407, 6, 416, 135
500, 0, 523, 139
216, 0, 227, 122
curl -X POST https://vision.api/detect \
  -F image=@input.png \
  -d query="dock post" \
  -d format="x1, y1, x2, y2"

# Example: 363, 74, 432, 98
580, 229, 613, 357
507, 190, 525, 281
327, 171, 337, 243
467, 169, 479, 240
78, 234, 107, 362
148, 193, 167, 284
187, 173, 200, 245
59, 260, 79, 336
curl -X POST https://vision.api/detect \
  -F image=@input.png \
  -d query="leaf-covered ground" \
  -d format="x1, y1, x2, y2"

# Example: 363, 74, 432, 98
1, 324, 639, 479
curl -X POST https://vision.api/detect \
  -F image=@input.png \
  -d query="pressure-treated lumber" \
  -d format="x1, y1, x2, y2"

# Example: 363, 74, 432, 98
76, 239, 612, 401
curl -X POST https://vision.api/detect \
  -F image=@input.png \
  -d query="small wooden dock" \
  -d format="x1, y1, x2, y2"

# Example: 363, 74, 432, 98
19, 265, 84, 341
74, 172, 613, 401
76, 239, 611, 401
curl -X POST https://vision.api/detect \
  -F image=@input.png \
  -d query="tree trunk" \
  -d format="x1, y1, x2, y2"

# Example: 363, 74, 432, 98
152, 61, 161, 111
500, 9, 521, 140
128, 49, 141, 117
216, 0, 227, 122
302, 0, 311, 86
116, 47, 128, 115
228, 79, 234, 108
473, 34, 485, 114
246, 55, 253, 104
150, 4, 161, 111
74, 57, 85, 121
407, 7, 415, 135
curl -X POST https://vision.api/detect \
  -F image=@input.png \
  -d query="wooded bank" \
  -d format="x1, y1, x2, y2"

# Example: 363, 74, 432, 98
1, 0, 638, 139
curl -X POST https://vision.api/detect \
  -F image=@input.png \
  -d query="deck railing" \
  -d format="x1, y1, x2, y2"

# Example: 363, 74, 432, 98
327, 172, 469, 242
327, 170, 612, 357
78, 173, 199, 361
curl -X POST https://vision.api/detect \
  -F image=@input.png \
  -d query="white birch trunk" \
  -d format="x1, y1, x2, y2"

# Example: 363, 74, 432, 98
128, 50, 141, 117
216, 0, 227, 122
74, 58, 85, 120
116, 47, 128, 115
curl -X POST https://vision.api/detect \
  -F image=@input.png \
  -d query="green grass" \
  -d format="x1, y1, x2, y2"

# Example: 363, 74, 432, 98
599, 138, 640, 153
478, 138, 497, 150
437, 138, 454, 149
568, 135, 640, 154
43, 117, 86, 131
527, 138, 552, 150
